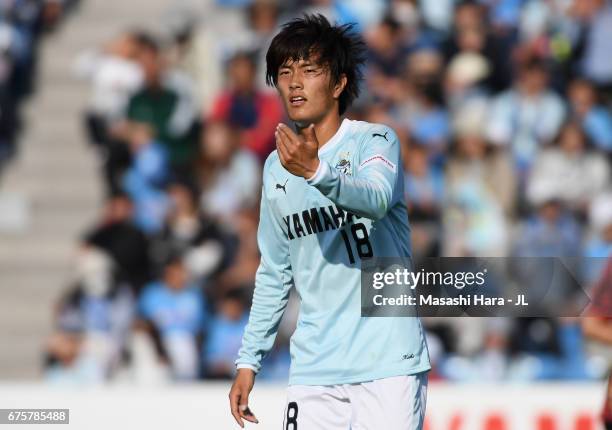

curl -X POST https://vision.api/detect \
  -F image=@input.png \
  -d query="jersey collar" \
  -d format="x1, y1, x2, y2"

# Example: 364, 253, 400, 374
318, 118, 350, 156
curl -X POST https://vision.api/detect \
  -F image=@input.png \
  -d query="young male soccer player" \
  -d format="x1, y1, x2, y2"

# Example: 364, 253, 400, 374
229, 14, 430, 429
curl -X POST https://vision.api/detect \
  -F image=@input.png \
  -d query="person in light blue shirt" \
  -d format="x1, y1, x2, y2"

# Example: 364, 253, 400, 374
568, 78, 612, 152
138, 257, 207, 380
203, 289, 249, 379
229, 14, 430, 430
122, 121, 170, 234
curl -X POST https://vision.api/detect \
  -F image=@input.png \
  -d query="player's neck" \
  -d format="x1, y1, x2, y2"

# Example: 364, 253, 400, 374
296, 112, 342, 151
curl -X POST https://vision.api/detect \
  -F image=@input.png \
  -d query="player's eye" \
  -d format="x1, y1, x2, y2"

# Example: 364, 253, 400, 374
279, 70, 290, 76
305, 68, 317, 74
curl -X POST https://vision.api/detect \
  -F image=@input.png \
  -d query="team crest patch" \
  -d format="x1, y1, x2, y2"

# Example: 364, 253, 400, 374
335, 152, 352, 175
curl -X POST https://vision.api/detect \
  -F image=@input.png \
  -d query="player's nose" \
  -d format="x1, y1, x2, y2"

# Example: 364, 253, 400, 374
289, 76, 303, 90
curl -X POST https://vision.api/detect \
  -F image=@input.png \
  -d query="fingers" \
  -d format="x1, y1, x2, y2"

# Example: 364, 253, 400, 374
275, 127, 291, 165
277, 123, 300, 144
275, 123, 319, 178
301, 123, 317, 142
276, 124, 305, 159
239, 404, 259, 424
277, 125, 298, 157
281, 123, 319, 153
230, 385, 259, 427
229, 388, 244, 428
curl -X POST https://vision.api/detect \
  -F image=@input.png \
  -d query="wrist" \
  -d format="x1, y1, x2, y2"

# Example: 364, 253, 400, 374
305, 159, 320, 180
237, 368, 256, 380
236, 363, 258, 375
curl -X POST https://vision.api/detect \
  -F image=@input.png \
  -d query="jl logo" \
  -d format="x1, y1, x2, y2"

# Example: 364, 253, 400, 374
335, 152, 352, 176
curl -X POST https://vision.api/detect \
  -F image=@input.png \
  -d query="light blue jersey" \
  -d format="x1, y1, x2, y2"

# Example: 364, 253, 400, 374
236, 118, 430, 385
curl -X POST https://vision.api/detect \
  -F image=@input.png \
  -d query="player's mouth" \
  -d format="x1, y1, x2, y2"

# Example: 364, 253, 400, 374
289, 96, 307, 107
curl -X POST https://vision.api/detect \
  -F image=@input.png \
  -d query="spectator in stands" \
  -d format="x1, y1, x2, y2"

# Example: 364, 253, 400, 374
202, 288, 249, 379
513, 199, 582, 257
526, 122, 610, 215
586, 192, 612, 258
442, 0, 513, 92
76, 31, 144, 144
196, 120, 260, 221
74, 32, 144, 195
125, 122, 169, 185
43, 332, 85, 385
239, 0, 282, 88
443, 111, 515, 257
137, 256, 207, 380
584, 192, 612, 282
441, 318, 511, 381
0, 59, 19, 169
84, 193, 152, 292
569, 0, 612, 95
444, 52, 491, 114
0, 0, 47, 168
152, 179, 238, 281
486, 59, 566, 177
122, 122, 171, 235
567, 78, 612, 152
364, 15, 411, 104
123, 32, 198, 169
210, 211, 260, 302
403, 142, 444, 260
449, 100, 517, 217
404, 142, 444, 221
509, 317, 590, 380
45, 247, 134, 384
166, 0, 281, 115
388, 49, 449, 170
3, 0, 46, 99
208, 51, 283, 161
193, 121, 261, 295
410, 93, 449, 162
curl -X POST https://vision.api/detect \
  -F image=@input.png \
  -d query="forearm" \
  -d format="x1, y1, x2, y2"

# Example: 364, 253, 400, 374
236, 266, 291, 371
307, 160, 393, 220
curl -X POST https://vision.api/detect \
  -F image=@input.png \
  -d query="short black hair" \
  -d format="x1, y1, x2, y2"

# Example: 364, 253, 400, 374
163, 252, 184, 269
133, 31, 160, 54
228, 50, 258, 72
520, 57, 549, 75
265, 14, 366, 115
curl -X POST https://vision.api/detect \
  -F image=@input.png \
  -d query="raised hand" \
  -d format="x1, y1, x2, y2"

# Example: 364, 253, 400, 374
275, 123, 320, 179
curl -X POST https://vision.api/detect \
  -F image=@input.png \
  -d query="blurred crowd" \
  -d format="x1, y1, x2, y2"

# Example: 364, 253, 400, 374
40, 0, 612, 385
0, 0, 79, 173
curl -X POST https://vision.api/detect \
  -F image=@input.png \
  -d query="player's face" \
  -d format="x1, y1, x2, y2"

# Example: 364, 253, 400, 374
276, 57, 344, 126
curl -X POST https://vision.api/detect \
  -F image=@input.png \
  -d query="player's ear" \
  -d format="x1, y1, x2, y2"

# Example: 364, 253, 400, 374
332, 74, 347, 99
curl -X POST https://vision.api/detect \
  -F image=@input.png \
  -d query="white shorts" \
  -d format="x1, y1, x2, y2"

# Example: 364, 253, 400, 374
282, 372, 428, 430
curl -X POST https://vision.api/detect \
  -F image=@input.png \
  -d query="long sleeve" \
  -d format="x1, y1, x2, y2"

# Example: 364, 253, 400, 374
235, 172, 293, 373
307, 126, 401, 221
233, 124, 430, 385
